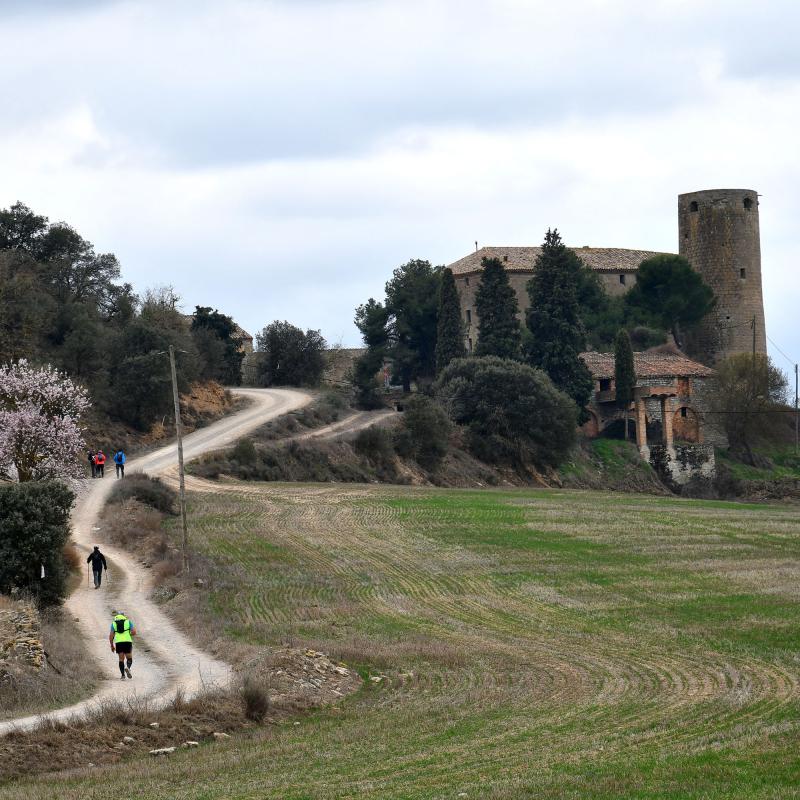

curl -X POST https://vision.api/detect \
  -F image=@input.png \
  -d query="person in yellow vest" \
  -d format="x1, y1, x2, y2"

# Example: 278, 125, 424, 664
109, 610, 136, 679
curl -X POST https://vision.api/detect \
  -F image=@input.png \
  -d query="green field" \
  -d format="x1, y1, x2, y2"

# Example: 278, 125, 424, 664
4, 485, 800, 799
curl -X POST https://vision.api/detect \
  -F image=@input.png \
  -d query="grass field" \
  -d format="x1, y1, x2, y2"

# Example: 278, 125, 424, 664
3, 484, 800, 799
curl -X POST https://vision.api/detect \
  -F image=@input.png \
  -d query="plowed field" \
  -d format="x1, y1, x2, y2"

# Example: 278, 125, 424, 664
4, 485, 800, 799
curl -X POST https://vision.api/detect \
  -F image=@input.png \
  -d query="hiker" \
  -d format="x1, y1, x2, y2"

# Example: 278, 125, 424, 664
113, 448, 126, 479
87, 545, 107, 589
95, 450, 106, 478
88, 450, 96, 478
109, 610, 136, 679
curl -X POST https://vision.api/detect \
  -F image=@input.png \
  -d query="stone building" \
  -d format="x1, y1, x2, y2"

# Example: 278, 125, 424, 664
678, 189, 766, 364
579, 351, 716, 486
446, 189, 767, 367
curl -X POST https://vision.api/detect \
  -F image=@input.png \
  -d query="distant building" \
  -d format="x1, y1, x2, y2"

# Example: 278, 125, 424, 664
446, 189, 768, 366
580, 350, 717, 485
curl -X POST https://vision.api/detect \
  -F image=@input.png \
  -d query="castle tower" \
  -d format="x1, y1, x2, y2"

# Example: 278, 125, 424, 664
678, 188, 767, 365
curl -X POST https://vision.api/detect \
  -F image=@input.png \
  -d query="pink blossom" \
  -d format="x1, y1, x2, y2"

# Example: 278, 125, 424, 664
0, 360, 91, 482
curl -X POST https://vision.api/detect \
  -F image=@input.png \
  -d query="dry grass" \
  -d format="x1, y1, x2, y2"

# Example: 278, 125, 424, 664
0, 608, 101, 721
4, 485, 800, 798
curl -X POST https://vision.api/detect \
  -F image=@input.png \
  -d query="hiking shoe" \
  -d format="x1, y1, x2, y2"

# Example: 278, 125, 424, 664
125, 667, 132, 679
120, 674, 126, 680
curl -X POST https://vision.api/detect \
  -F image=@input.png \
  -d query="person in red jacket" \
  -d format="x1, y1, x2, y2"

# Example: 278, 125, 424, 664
94, 450, 107, 478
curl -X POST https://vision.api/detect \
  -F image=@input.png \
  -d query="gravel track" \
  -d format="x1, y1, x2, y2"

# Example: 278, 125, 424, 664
0, 388, 311, 736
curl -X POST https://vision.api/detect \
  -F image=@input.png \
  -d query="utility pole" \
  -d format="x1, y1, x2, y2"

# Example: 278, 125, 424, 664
795, 363, 798, 455
168, 345, 189, 572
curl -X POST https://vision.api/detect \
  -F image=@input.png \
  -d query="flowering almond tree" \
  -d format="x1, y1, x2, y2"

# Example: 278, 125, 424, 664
0, 360, 90, 482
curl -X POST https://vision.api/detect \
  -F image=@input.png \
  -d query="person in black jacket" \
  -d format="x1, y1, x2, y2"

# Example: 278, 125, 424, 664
87, 546, 107, 589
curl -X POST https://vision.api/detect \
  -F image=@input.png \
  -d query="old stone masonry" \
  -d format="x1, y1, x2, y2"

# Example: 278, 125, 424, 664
0, 602, 44, 678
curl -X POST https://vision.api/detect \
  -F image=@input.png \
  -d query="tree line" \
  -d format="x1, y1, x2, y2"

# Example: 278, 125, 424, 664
353, 229, 719, 466
0, 202, 246, 431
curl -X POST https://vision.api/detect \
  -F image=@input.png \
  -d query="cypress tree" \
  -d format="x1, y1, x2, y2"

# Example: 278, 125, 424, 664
526, 229, 594, 423
475, 257, 521, 360
614, 328, 636, 440
435, 267, 466, 374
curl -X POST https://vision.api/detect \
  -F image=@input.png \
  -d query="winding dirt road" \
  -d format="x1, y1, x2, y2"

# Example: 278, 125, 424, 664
0, 387, 311, 735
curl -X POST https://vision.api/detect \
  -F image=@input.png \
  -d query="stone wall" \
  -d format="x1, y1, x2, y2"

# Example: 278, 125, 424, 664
644, 443, 716, 488
678, 189, 766, 365
0, 602, 44, 673
455, 269, 636, 352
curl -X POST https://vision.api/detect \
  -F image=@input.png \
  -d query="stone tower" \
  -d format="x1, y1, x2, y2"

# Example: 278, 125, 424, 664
678, 188, 767, 365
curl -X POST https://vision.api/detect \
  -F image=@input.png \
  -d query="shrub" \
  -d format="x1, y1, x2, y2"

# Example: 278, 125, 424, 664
232, 438, 257, 465
394, 396, 450, 471
240, 677, 270, 722
0, 482, 74, 606
109, 473, 177, 515
354, 426, 395, 463
435, 356, 577, 469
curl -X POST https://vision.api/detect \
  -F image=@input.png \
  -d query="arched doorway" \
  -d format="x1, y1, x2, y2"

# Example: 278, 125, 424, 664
673, 406, 700, 442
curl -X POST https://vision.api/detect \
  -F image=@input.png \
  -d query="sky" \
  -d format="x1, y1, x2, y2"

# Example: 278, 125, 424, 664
1, 0, 798, 376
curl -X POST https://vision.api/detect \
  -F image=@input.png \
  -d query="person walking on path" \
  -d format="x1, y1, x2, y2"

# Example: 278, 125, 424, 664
87, 545, 107, 589
113, 448, 126, 479
109, 610, 136, 679
95, 450, 106, 478
88, 450, 96, 479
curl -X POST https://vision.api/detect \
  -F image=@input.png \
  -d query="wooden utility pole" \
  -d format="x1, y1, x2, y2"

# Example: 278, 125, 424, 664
169, 345, 189, 572
795, 363, 798, 455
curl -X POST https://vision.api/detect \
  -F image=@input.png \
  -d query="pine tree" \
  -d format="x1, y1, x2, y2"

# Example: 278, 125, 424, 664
475, 257, 521, 360
614, 328, 636, 440
435, 268, 466, 374
525, 229, 594, 423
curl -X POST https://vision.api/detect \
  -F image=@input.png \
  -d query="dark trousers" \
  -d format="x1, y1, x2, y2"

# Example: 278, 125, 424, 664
97, 463, 104, 477
116, 464, 124, 478
90, 463, 96, 478
93, 569, 102, 587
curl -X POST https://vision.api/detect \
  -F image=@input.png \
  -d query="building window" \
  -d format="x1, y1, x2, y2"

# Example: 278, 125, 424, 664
743, 197, 753, 210
599, 378, 611, 392
690, 201, 698, 212
740, 268, 746, 279
619, 274, 626, 285
467, 338, 473, 353
681, 407, 688, 418
465, 277, 469, 286
503, 255, 509, 262
466, 309, 471, 324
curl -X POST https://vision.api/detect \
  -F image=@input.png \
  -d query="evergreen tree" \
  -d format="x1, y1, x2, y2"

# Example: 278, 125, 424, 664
474, 257, 521, 360
435, 268, 465, 374
525, 229, 593, 423
613, 328, 636, 440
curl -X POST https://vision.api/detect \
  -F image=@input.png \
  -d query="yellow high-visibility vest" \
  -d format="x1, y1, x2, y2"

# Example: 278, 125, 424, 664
112, 615, 133, 644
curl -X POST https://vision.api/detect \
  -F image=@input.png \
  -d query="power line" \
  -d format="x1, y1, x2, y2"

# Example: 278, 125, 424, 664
766, 334, 796, 367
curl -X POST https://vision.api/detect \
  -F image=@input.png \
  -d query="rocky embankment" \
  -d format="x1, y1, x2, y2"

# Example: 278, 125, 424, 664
0, 602, 44, 681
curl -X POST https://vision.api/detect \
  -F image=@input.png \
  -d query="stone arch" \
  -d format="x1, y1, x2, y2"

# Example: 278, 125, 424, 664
673, 406, 700, 442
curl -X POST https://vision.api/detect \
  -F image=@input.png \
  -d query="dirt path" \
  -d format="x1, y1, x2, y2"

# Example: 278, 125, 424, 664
292, 408, 398, 442
0, 388, 311, 735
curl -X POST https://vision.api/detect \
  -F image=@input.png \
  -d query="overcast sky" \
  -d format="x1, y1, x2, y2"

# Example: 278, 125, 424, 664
1, 0, 798, 374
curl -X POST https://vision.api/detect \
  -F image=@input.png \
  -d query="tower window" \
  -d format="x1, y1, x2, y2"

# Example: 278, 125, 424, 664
681, 407, 688, 418
689, 201, 698, 212
466, 309, 471, 324
743, 197, 753, 210
467, 338, 473, 354
740, 268, 746, 279
619, 274, 626, 285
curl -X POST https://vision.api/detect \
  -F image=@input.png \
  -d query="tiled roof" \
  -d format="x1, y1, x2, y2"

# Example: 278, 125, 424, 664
231, 324, 253, 342
579, 351, 713, 379
448, 246, 672, 275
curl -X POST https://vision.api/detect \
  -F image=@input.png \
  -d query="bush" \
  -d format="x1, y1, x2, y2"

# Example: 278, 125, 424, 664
232, 438, 257, 465
240, 677, 270, 722
394, 396, 450, 471
354, 425, 395, 463
435, 356, 577, 469
0, 482, 74, 606
109, 473, 177, 515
